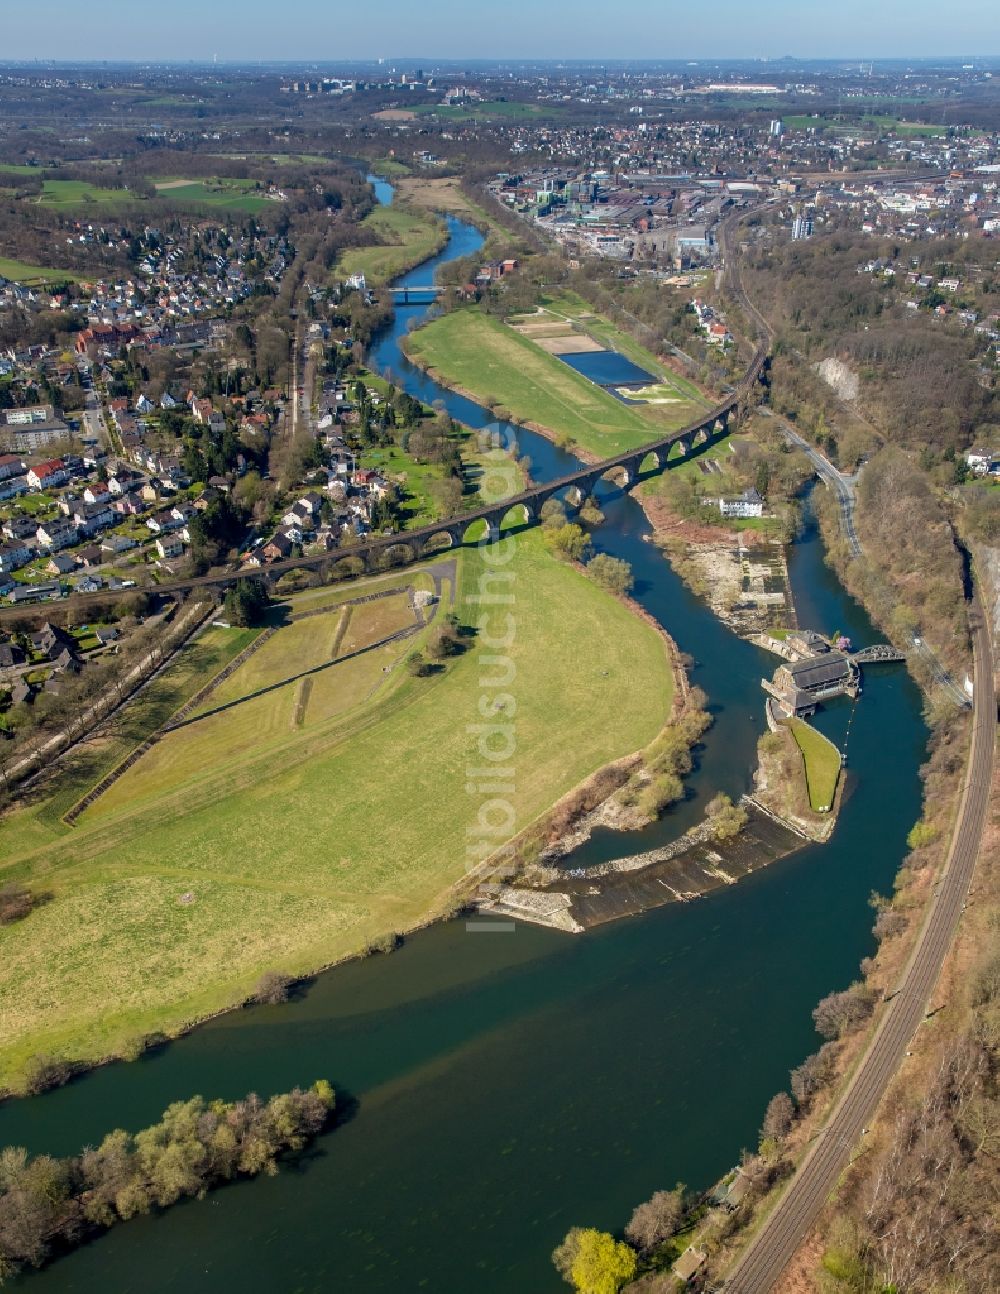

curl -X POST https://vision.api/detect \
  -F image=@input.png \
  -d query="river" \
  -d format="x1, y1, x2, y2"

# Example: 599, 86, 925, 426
0, 181, 928, 1293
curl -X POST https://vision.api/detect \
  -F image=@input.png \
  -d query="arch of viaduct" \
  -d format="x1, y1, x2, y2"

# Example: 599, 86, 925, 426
0, 348, 768, 624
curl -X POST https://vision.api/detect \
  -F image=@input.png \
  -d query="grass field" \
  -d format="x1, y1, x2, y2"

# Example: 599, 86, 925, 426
789, 717, 842, 812
0, 163, 55, 176
36, 179, 138, 210
0, 538, 672, 1086
413, 101, 552, 121
405, 308, 705, 458
0, 622, 257, 862
337, 204, 447, 286
369, 157, 413, 178
783, 113, 947, 137
0, 257, 80, 285
393, 175, 501, 233
26, 175, 272, 214
152, 177, 273, 213
360, 426, 508, 529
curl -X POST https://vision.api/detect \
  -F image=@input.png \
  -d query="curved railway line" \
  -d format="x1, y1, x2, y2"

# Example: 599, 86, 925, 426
2, 168, 990, 1290
723, 592, 994, 1293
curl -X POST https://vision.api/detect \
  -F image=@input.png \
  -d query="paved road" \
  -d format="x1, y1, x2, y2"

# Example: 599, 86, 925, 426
722, 589, 995, 1293
722, 207, 970, 711
773, 417, 862, 558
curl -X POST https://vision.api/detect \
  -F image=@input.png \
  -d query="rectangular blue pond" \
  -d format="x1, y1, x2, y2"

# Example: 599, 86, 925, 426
558, 348, 656, 388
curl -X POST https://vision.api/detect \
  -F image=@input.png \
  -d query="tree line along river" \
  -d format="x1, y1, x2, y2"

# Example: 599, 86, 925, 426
0, 182, 928, 1293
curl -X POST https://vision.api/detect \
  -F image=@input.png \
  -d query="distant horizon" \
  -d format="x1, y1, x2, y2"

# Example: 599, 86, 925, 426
2, 55, 1000, 68
4, 0, 998, 64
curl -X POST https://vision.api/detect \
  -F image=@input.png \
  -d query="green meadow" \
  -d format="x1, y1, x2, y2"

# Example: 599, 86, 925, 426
336, 203, 447, 285
405, 307, 706, 459
0, 257, 81, 285
0, 536, 672, 1087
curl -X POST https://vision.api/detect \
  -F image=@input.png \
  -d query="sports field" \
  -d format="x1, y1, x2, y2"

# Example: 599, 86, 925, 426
0, 538, 672, 1086
405, 308, 706, 458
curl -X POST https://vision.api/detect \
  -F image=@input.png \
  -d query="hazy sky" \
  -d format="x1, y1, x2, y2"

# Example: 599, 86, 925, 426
3, 0, 998, 62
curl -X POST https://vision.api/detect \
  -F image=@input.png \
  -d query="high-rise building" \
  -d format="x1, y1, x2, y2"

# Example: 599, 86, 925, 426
770, 119, 784, 137
792, 214, 813, 240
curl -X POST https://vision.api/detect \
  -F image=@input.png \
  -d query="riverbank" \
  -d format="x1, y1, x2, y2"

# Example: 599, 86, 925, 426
0, 526, 676, 1092
639, 484, 797, 636
338, 199, 450, 287
0, 191, 934, 1294
400, 328, 800, 641
483, 801, 804, 932
399, 332, 604, 464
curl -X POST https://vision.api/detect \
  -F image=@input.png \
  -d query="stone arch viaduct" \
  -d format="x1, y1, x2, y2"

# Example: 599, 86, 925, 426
0, 348, 768, 625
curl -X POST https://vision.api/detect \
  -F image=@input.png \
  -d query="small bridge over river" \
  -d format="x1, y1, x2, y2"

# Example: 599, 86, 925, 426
850, 644, 907, 665
389, 286, 446, 304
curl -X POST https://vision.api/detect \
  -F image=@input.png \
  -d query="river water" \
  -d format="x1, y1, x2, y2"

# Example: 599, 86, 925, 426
0, 182, 928, 1293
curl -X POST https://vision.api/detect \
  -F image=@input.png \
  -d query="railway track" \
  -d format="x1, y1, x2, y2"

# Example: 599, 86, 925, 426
722, 590, 994, 1292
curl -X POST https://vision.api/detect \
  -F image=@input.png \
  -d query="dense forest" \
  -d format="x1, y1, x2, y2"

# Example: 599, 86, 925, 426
742, 229, 999, 461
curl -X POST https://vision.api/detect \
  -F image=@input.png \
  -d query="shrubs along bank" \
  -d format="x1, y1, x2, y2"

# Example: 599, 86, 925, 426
0, 1081, 335, 1285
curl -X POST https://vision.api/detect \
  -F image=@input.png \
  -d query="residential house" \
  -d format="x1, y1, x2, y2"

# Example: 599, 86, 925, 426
113, 493, 143, 517
966, 446, 998, 477
27, 459, 69, 491
36, 520, 79, 551
108, 468, 143, 496
75, 504, 115, 537
0, 641, 26, 669
261, 532, 293, 563
0, 477, 28, 501
76, 544, 104, 567
0, 454, 25, 481
282, 504, 314, 530
100, 533, 137, 554
0, 544, 31, 574
715, 487, 764, 519
3, 516, 37, 542
50, 645, 81, 674
46, 553, 77, 576
155, 535, 185, 559
297, 491, 323, 517
10, 678, 33, 706
31, 622, 77, 661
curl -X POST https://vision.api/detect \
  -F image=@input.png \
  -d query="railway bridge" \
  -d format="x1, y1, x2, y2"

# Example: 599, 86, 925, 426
0, 348, 767, 625
255, 345, 764, 572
